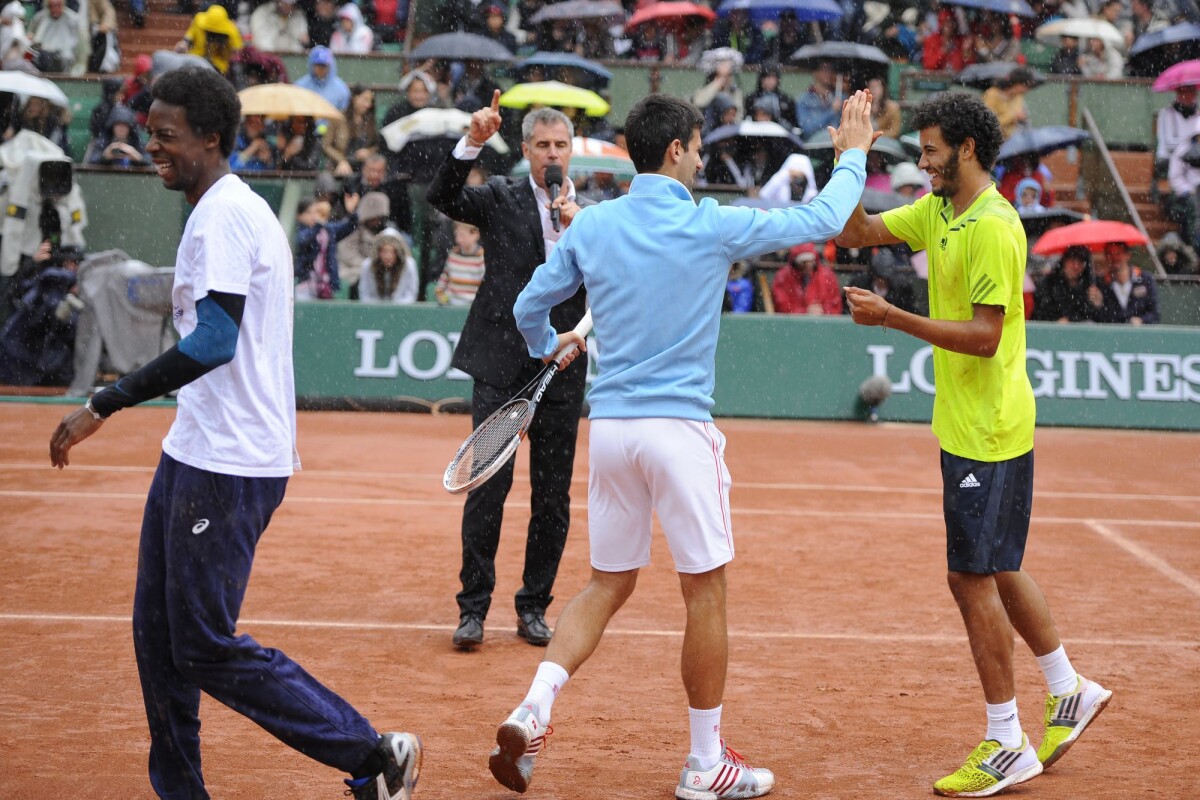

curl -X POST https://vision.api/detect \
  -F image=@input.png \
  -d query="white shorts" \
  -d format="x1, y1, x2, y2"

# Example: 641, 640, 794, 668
587, 418, 734, 574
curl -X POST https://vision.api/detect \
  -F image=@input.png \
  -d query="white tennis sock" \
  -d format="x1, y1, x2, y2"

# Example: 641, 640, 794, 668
688, 705, 724, 771
1036, 645, 1079, 697
985, 698, 1023, 749
522, 661, 569, 727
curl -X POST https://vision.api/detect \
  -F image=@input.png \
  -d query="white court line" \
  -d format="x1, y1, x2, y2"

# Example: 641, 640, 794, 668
2, 463, 1197, 505
1, 612, 1195, 649
3, 489, 1199, 528
1085, 520, 1200, 599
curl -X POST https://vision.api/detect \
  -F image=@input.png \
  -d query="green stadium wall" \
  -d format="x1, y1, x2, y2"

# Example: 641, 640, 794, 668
294, 303, 1200, 430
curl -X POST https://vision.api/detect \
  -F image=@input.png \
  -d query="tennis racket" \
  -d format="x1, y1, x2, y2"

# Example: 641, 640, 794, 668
443, 309, 593, 494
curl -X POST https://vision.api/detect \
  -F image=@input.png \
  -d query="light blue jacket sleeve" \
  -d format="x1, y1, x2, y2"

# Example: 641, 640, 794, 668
717, 148, 867, 262
513, 223, 585, 359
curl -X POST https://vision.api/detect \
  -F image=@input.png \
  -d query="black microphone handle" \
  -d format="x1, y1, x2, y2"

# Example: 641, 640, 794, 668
548, 182, 561, 232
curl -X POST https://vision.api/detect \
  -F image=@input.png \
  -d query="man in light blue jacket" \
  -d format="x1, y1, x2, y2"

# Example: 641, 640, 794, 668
487, 92, 875, 800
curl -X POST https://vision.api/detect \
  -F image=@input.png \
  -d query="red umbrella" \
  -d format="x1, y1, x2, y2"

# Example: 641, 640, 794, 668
1152, 59, 1200, 92
1031, 220, 1149, 255
626, 1, 717, 30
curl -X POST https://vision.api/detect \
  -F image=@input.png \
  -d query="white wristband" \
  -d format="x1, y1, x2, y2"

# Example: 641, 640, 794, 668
84, 398, 103, 421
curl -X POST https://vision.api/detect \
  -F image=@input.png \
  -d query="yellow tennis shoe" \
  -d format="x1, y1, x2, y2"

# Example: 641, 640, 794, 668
1037, 676, 1113, 768
933, 735, 1042, 797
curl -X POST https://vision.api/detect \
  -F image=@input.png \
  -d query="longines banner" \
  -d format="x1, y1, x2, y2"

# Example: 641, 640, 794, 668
294, 304, 1200, 430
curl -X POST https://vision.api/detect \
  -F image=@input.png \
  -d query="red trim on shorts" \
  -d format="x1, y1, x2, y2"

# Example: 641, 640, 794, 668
703, 421, 733, 555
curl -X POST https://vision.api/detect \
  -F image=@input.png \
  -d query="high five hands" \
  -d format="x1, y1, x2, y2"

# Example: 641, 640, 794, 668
827, 89, 882, 161
468, 89, 503, 147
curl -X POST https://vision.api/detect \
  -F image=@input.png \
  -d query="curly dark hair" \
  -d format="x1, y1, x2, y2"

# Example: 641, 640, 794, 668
909, 92, 1004, 172
151, 67, 241, 157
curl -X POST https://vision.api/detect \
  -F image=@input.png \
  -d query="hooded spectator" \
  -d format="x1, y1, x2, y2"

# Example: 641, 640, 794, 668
28, 0, 82, 73
359, 226, 417, 304
295, 46, 351, 112
772, 242, 842, 315
178, 5, 243, 75
382, 68, 437, 127
1156, 231, 1198, 275
890, 161, 927, 199
1014, 177, 1046, 213
337, 190, 391, 297
86, 104, 146, 167
331, 3, 374, 53
759, 152, 818, 206
0, 0, 27, 64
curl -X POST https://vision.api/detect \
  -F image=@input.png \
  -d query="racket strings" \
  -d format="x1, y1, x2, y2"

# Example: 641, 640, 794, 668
445, 400, 533, 490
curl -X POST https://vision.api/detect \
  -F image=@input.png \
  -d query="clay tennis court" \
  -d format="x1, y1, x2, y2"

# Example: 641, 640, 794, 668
1, 402, 1198, 799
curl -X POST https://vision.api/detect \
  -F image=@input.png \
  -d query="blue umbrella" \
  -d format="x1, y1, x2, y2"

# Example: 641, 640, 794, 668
716, 0, 842, 22
515, 52, 613, 83
1130, 22, 1200, 57
997, 126, 1090, 162
941, 0, 1035, 18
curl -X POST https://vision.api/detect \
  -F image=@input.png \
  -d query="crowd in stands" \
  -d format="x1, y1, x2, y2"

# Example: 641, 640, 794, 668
2, 0, 1200, 388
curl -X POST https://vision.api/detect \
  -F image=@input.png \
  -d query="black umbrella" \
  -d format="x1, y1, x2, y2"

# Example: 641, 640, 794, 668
704, 120, 806, 150
528, 0, 624, 24
861, 188, 912, 213
514, 52, 613, 89
956, 62, 1045, 90
408, 32, 514, 62
1018, 206, 1086, 238
997, 126, 1090, 162
1128, 23, 1200, 78
790, 41, 889, 75
802, 130, 910, 163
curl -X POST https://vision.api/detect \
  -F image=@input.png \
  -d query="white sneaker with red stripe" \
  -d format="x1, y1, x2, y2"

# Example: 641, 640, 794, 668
675, 743, 775, 799
488, 702, 551, 794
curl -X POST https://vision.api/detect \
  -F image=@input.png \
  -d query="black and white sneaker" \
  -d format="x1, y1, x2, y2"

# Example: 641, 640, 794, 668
346, 732, 423, 800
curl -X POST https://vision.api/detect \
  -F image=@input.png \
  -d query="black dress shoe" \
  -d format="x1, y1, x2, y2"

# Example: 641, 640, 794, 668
453, 615, 484, 648
516, 611, 552, 646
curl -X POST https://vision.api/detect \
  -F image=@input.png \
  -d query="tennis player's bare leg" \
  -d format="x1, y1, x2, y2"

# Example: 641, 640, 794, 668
994, 569, 1061, 657
947, 571, 1016, 703
544, 567, 639, 673
679, 566, 728, 708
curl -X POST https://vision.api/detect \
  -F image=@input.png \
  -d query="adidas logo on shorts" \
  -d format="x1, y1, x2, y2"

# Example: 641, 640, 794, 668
959, 473, 982, 489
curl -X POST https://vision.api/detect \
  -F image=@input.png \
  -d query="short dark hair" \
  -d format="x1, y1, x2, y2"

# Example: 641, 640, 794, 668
624, 94, 704, 173
1000, 66, 1036, 89
909, 92, 1004, 172
152, 67, 240, 157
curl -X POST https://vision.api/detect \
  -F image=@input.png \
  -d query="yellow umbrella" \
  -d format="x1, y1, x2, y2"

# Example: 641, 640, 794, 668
237, 84, 345, 121
499, 81, 610, 117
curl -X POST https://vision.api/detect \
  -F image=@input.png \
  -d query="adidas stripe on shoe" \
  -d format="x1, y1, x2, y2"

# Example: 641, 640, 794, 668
1037, 676, 1112, 768
933, 735, 1042, 797
488, 703, 551, 794
676, 743, 774, 800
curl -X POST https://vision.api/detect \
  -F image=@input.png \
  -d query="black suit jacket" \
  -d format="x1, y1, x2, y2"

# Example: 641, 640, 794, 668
427, 150, 589, 399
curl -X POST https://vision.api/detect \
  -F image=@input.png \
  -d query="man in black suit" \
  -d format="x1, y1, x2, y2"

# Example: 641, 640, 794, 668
428, 91, 589, 650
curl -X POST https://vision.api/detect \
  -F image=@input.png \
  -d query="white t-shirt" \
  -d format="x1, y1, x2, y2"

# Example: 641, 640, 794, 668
161, 174, 300, 478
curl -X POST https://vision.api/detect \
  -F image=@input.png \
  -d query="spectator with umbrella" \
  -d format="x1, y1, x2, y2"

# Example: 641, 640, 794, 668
710, 7, 765, 64
795, 59, 840, 138
1152, 64, 1198, 205
1096, 241, 1159, 325
692, 48, 744, 133
744, 62, 795, 126
1032, 244, 1104, 323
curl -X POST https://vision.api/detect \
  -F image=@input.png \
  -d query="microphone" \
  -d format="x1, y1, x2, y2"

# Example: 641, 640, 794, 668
859, 375, 892, 424
544, 164, 563, 233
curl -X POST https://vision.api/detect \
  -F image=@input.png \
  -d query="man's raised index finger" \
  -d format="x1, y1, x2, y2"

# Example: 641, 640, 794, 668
490, 89, 501, 113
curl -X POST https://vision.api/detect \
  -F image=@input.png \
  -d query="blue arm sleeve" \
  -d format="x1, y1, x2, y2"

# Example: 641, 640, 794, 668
717, 149, 867, 262
514, 224, 585, 359
88, 293, 244, 418
177, 294, 242, 366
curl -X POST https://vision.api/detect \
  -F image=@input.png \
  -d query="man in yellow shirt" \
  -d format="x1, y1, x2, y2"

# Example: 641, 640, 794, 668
838, 92, 1111, 798
982, 66, 1035, 140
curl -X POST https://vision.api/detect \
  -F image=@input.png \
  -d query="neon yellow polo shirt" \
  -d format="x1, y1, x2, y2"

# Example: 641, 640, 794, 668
881, 186, 1035, 461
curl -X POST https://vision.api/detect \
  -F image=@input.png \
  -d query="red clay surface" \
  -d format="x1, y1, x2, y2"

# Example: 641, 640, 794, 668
2, 403, 1199, 799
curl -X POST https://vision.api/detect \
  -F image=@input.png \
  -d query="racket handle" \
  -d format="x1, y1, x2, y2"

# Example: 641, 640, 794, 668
551, 308, 593, 364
